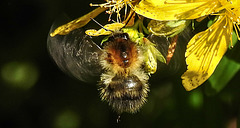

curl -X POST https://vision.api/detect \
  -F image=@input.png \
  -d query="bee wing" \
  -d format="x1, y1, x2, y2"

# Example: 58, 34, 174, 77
47, 24, 103, 83
147, 27, 191, 74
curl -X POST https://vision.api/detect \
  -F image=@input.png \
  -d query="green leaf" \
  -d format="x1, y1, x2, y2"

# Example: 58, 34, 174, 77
152, 45, 166, 64
207, 19, 213, 28
208, 56, 240, 93
231, 31, 238, 48
100, 35, 110, 45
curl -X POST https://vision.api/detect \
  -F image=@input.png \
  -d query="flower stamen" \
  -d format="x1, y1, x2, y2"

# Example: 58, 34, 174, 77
90, 0, 134, 22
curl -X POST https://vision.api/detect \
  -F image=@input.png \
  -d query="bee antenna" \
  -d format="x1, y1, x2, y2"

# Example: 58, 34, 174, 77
90, 17, 113, 32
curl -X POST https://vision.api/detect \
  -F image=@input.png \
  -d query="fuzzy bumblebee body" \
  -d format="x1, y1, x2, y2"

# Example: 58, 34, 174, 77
48, 19, 167, 113
99, 33, 149, 113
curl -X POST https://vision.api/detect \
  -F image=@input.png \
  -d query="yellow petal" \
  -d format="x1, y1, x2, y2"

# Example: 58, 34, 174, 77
134, 0, 221, 20
85, 23, 125, 36
50, 7, 106, 37
181, 14, 232, 91
85, 29, 112, 36
219, 0, 240, 9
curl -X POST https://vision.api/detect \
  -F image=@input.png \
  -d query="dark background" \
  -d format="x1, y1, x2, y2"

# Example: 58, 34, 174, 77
1, 0, 240, 128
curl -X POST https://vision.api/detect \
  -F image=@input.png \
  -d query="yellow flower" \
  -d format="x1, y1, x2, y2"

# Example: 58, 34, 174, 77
182, 1, 240, 91
135, 0, 240, 90
50, 0, 139, 37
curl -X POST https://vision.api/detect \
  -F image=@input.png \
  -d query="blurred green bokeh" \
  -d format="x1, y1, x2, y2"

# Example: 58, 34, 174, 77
188, 90, 203, 110
1, 61, 39, 90
54, 109, 80, 128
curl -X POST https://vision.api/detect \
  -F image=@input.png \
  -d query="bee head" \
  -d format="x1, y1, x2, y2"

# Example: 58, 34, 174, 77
100, 33, 143, 75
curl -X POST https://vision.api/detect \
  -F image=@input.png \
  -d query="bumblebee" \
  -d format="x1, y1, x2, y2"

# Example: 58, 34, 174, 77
98, 32, 149, 113
47, 10, 188, 113
48, 23, 152, 113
